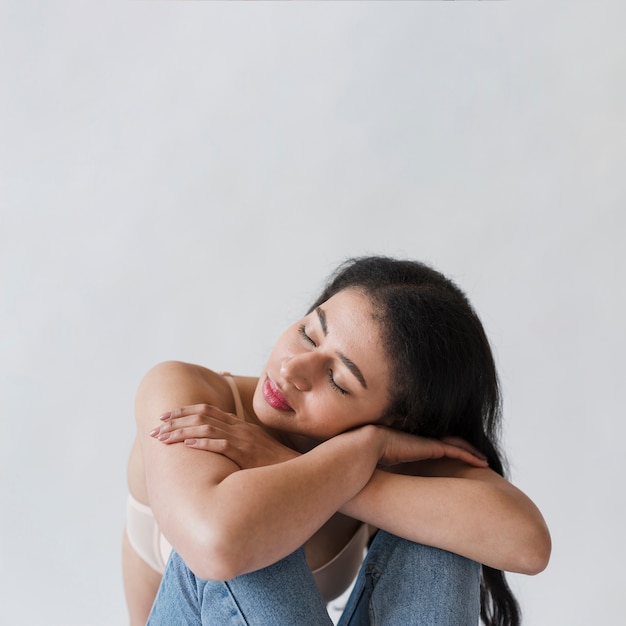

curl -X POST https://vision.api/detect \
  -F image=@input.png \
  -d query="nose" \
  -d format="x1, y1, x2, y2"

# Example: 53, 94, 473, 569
280, 352, 319, 391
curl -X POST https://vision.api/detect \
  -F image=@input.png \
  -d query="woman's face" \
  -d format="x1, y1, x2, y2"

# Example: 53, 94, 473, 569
253, 288, 392, 441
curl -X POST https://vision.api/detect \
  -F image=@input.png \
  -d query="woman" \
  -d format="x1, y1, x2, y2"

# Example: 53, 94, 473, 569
123, 256, 551, 626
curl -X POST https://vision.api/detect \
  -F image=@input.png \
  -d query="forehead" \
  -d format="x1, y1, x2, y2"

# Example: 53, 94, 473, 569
315, 289, 391, 392
319, 289, 378, 336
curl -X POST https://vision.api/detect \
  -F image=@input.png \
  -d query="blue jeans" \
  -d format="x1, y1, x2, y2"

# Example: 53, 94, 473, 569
147, 531, 480, 625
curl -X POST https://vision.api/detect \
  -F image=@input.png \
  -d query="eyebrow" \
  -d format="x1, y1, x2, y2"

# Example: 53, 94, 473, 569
315, 306, 368, 390
315, 306, 328, 335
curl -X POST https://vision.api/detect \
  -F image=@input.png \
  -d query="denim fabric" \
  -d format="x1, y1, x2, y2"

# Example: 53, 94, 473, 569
147, 531, 480, 625
338, 531, 480, 626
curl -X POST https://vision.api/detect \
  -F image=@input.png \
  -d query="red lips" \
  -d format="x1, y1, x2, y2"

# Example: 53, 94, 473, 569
262, 377, 293, 411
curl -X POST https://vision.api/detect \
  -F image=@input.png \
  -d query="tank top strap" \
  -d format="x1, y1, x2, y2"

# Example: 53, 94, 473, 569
220, 372, 245, 419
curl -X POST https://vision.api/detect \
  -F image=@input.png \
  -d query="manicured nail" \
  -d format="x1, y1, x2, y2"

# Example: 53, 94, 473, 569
185, 439, 197, 446
158, 432, 170, 441
160, 411, 172, 421
149, 428, 160, 437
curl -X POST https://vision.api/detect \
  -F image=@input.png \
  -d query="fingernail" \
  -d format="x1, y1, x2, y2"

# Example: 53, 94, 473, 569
160, 411, 172, 421
185, 439, 197, 446
149, 428, 160, 437
158, 432, 170, 441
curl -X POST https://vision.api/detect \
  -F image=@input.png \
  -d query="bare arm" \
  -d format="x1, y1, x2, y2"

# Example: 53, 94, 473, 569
140, 362, 550, 579
156, 404, 551, 576
340, 459, 551, 575
137, 361, 383, 580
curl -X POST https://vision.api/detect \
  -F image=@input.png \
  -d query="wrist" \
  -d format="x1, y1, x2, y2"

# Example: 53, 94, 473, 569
342, 424, 385, 463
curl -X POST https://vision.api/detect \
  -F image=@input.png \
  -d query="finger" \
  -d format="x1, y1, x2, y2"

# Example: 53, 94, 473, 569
158, 410, 240, 434
161, 404, 217, 420
440, 436, 487, 460
154, 423, 234, 444
443, 443, 488, 467
160, 404, 240, 423
184, 438, 243, 469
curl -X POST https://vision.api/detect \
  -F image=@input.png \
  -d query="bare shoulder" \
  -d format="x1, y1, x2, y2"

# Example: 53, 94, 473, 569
135, 361, 244, 547
135, 361, 234, 428
129, 361, 235, 501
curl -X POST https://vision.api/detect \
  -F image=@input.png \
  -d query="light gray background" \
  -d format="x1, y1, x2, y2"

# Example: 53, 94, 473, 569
1, 1, 624, 624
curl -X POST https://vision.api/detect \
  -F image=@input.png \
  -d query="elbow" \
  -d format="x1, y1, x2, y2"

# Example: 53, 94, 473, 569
186, 554, 241, 583
514, 522, 552, 576
525, 528, 552, 575
180, 524, 253, 582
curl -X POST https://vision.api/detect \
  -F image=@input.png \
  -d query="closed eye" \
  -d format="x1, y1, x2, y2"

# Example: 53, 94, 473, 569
328, 371, 347, 395
299, 325, 348, 396
298, 325, 316, 346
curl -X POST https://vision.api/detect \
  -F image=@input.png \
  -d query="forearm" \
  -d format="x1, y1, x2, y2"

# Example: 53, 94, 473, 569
170, 426, 382, 580
136, 362, 381, 579
340, 467, 551, 575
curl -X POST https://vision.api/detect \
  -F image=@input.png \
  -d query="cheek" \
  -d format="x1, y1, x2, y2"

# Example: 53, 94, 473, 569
252, 384, 263, 413
309, 395, 355, 428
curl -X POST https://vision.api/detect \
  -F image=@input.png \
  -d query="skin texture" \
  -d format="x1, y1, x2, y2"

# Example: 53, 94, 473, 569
123, 289, 551, 626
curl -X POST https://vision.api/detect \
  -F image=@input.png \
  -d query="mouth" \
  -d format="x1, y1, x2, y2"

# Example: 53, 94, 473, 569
262, 376, 293, 412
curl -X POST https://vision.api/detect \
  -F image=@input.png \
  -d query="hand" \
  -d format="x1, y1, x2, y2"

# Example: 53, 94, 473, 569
372, 426, 488, 470
150, 404, 299, 469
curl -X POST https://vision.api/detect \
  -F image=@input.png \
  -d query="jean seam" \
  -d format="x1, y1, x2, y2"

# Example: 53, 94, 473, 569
223, 579, 251, 626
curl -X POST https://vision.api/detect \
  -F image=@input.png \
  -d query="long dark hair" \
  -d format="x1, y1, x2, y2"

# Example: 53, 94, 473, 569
309, 256, 521, 626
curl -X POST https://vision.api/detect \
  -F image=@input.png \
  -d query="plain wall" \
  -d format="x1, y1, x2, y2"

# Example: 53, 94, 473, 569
1, 1, 624, 624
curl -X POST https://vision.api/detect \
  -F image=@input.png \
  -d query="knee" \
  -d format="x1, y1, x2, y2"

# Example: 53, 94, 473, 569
366, 533, 481, 624
369, 531, 480, 583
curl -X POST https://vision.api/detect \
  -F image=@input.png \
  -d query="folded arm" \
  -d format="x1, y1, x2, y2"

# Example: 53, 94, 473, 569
136, 361, 382, 580
139, 361, 550, 580
340, 460, 551, 575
